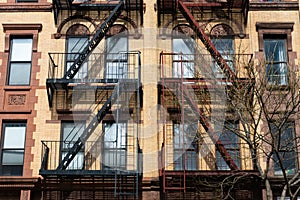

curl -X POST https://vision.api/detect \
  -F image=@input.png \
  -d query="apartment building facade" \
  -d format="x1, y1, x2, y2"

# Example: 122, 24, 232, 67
0, 0, 299, 199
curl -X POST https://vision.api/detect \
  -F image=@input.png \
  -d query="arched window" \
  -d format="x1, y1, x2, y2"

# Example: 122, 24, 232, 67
105, 25, 128, 81
66, 24, 90, 79
210, 24, 235, 78
172, 25, 195, 78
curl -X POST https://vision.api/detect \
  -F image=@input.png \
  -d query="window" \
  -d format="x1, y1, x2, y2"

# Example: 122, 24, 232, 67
1, 123, 26, 176
256, 23, 294, 86
105, 33, 128, 80
172, 37, 195, 78
173, 123, 198, 170
66, 36, 89, 79
272, 122, 297, 175
264, 36, 288, 85
61, 122, 85, 170
211, 38, 234, 78
8, 38, 33, 85
216, 121, 240, 170
102, 122, 127, 170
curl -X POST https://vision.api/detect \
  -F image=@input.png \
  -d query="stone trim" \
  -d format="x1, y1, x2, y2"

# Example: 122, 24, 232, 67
0, 24, 42, 177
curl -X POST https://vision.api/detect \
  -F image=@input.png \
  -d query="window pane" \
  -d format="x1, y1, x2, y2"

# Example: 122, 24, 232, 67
272, 122, 297, 175
103, 123, 127, 169
62, 151, 84, 170
102, 150, 126, 169
8, 63, 31, 85
211, 38, 234, 78
264, 39, 287, 62
216, 122, 240, 170
67, 37, 88, 55
172, 38, 195, 78
105, 36, 128, 80
3, 125, 26, 148
264, 39, 288, 85
62, 122, 84, 148
104, 123, 126, 148
2, 150, 24, 165
10, 39, 32, 61
2, 166, 23, 176
106, 36, 128, 55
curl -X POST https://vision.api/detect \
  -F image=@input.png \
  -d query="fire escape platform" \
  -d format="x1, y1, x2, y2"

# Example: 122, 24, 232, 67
40, 169, 141, 177
162, 170, 259, 176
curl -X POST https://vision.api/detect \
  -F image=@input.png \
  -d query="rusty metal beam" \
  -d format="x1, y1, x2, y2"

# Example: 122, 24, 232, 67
181, 84, 239, 170
177, 0, 237, 80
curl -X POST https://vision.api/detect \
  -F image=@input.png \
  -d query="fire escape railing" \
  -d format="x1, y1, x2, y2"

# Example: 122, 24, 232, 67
177, 0, 236, 81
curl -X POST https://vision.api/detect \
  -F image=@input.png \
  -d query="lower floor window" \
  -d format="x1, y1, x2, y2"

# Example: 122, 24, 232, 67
1, 122, 26, 176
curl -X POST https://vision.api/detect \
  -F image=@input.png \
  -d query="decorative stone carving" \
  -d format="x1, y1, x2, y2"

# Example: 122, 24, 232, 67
66, 24, 90, 35
173, 25, 194, 37
210, 24, 234, 36
8, 94, 26, 105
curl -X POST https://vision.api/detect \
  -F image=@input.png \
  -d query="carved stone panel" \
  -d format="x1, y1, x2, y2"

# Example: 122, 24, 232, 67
3, 90, 30, 112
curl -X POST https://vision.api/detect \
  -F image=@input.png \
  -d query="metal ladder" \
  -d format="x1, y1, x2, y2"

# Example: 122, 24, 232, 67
57, 85, 122, 170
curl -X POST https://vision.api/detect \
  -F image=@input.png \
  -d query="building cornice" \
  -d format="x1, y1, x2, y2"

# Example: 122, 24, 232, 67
250, 1, 299, 11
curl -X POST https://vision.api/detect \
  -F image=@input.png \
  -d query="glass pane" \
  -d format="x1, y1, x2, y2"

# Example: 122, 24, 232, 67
9, 63, 31, 85
106, 36, 128, 55
62, 122, 85, 144
212, 39, 234, 54
66, 61, 88, 79
62, 151, 84, 170
67, 37, 88, 55
2, 150, 24, 165
104, 123, 126, 148
3, 125, 26, 148
105, 61, 128, 79
105, 36, 128, 80
173, 38, 195, 78
173, 38, 194, 54
211, 38, 234, 77
102, 150, 126, 169
10, 38, 32, 61
173, 123, 196, 149
2, 165, 23, 176
264, 39, 287, 62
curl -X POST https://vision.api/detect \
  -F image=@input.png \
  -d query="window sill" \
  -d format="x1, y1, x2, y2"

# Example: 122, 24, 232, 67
3, 86, 31, 91
0, 110, 32, 114
0, 3, 52, 12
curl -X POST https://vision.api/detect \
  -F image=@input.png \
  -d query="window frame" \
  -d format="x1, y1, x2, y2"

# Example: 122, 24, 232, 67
173, 122, 198, 170
256, 22, 294, 86
216, 121, 241, 170
271, 122, 297, 176
7, 37, 33, 86
263, 35, 288, 85
0, 122, 26, 176
65, 35, 89, 80
102, 122, 128, 170
60, 121, 85, 170
172, 35, 195, 79
104, 31, 129, 81
211, 37, 235, 78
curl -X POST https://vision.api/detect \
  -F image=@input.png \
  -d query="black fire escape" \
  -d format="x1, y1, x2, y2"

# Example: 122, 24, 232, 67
41, 0, 143, 199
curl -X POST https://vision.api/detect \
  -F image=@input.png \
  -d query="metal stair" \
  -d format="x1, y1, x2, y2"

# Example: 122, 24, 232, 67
63, 0, 125, 80
57, 86, 122, 170
180, 84, 239, 170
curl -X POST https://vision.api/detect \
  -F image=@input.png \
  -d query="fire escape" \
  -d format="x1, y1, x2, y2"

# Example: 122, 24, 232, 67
157, 0, 257, 199
40, 0, 143, 199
